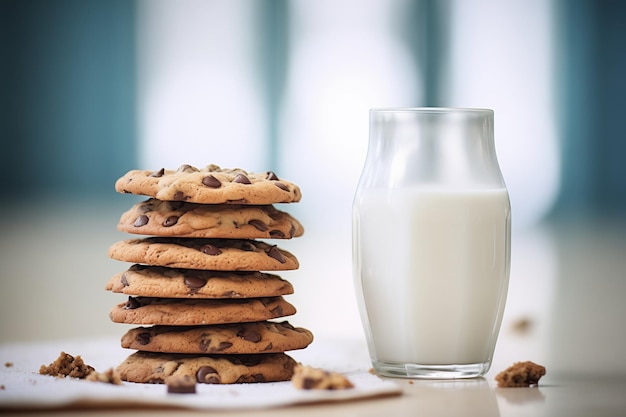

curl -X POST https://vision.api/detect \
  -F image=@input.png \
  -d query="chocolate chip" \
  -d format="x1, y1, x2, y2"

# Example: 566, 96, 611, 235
269, 230, 285, 238
252, 374, 266, 382
237, 328, 262, 343
233, 173, 251, 184
229, 355, 261, 366
262, 343, 273, 351
274, 182, 289, 191
216, 342, 233, 351
172, 191, 186, 201
266, 245, 286, 263
168, 201, 185, 210
270, 305, 284, 316
163, 216, 179, 227
200, 244, 222, 256
136, 332, 151, 345
134, 215, 149, 227
150, 168, 165, 177
199, 338, 210, 352
202, 175, 221, 188
184, 275, 207, 290
167, 375, 196, 394
248, 219, 268, 232
196, 366, 221, 384
303, 377, 316, 389
125, 296, 141, 310
240, 241, 256, 251
120, 273, 129, 287
266, 171, 279, 180
281, 321, 295, 330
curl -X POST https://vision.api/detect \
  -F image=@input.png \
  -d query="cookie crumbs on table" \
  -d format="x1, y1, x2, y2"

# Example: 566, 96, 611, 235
39, 352, 95, 379
495, 361, 546, 387
86, 368, 123, 385
291, 365, 354, 390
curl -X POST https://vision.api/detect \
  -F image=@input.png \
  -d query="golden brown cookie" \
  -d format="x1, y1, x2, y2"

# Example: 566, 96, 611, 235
120, 321, 314, 354
106, 265, 294, 298
118, 199, 304, 239
116, 351, 297, 384
115, 164, 301, 205
108, 238, 299, 271
109, 296, 296, 326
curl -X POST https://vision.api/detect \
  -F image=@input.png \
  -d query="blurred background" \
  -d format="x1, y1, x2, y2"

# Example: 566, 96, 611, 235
1, 0, 625, 378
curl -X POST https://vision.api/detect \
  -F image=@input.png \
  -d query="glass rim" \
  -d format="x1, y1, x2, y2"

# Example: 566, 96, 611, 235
370, 107, 493, 115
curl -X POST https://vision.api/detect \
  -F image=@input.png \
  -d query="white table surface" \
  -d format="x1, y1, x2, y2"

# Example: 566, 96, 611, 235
1, 335, 625, 417
1, 199, 625, 416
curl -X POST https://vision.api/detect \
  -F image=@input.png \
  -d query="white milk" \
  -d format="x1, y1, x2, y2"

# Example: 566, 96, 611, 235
353, 186, 510, 365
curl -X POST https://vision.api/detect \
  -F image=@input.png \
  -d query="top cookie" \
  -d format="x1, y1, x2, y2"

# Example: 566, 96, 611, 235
115, 164, 302, 205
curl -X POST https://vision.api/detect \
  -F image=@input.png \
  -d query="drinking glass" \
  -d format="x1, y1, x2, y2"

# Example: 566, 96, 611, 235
352, 108, 511, 379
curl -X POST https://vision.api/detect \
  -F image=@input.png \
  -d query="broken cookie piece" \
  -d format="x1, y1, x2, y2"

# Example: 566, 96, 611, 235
166, 375, 197, 394
495, 361, 546, 387
291, 364, 354, 390
39, 352, 94, 379
86, 368, 123, 385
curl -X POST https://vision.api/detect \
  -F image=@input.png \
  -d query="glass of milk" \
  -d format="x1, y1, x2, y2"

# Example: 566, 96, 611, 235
352, 108, 511, 379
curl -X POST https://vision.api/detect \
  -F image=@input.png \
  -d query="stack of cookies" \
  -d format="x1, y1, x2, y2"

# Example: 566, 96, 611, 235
106, 164, 313, 384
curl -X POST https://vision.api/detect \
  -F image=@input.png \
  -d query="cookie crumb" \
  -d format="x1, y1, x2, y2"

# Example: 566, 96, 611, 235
291, 364, 354, 390
4, 362, 13, 368
39, 352, 95, 379
495, 361, 546, 387
511, 317, 533, 334
0, 385, 5, 390
166, 375, 197, 394
86, 368, 122, 385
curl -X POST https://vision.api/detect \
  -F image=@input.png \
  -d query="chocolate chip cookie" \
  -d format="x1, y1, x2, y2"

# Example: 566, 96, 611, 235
106, 264, 294, 298
116, 351, 297, 384
109, 296, 296, 326
108, 238, 299, 271
118, 199, 304, 239
115, 164, 302, 205
121, 321, 314, 354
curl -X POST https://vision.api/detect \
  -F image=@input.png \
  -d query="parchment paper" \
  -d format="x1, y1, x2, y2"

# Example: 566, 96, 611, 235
0, 336, 401, 410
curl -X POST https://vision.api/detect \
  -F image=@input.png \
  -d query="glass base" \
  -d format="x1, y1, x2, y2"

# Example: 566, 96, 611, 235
372, 360, 491, 379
